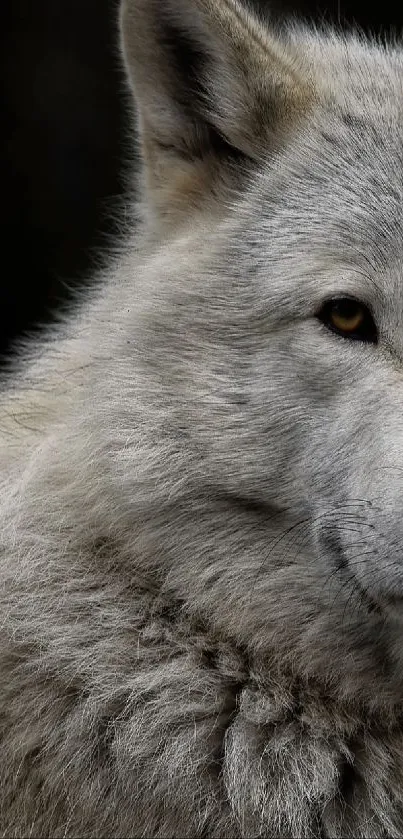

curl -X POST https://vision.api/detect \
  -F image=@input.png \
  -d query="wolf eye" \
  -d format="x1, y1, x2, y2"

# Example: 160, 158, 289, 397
316, 298, 378, 343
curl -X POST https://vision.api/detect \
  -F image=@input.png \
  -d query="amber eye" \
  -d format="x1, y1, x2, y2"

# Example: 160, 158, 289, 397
316, 298, 378, 344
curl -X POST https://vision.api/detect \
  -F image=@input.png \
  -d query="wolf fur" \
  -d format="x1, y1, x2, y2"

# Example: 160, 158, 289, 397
2, 0, 403, 836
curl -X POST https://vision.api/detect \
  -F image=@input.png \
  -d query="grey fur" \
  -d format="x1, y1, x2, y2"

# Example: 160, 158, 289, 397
2, 0, 403, 835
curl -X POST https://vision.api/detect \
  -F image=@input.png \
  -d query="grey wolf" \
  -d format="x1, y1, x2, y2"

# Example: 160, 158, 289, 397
2, 0, 403, 835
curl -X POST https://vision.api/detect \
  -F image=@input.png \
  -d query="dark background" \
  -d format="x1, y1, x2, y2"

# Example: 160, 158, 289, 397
1, 0, 402, 362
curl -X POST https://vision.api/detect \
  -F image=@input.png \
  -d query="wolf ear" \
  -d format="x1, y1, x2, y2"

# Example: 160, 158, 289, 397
120, 0, 313, 228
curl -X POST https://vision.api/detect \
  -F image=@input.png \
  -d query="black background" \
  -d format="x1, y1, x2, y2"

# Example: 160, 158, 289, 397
1, 0, 402, 360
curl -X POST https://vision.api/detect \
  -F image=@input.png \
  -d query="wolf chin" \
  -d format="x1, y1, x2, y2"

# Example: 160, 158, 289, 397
2, 0, 403, 836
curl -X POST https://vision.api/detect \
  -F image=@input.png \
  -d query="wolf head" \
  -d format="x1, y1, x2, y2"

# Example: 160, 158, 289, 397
101, 0, 403, 695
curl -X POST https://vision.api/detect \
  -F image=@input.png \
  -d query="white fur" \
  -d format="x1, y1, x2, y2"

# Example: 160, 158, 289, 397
2, 1, 403, 835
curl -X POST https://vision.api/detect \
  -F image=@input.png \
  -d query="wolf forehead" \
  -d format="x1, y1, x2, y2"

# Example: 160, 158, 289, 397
249, 76, 403, 283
